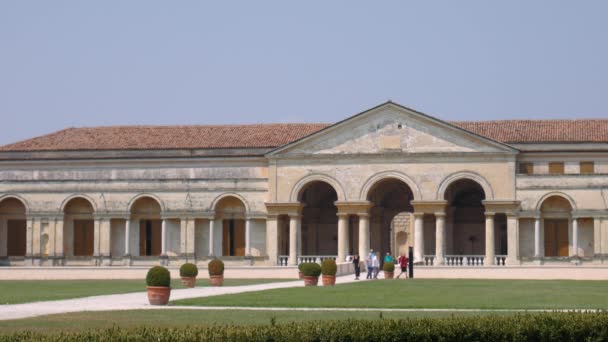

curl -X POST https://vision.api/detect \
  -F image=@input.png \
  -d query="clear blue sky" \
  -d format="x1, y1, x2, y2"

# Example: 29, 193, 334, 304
1, 1, 607, 145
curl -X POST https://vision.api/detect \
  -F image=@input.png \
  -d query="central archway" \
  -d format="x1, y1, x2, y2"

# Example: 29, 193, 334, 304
130, 196, 162, 257
214, 196, 247, 257
367, 178, 414, 257
63, 197, 95, 257
444, 179, 487, 255
299, 181, 339, 256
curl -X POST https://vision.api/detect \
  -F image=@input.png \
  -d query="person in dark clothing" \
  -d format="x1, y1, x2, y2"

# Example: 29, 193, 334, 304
352, 254, 361, 280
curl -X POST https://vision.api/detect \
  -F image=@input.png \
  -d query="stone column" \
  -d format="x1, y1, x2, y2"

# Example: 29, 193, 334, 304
93, 218, 101, 257
572, 217, 579, 257
413, 213, 424, 263
506, 214, 519, 265
208, 218, 215, 256
180, 218, 188, 256
358, 213, 370, 262
435, 212, 446, 266
32, 218, 41, 259
593, 217, 601, 256
25, 218, 34, 265
337, 213, 349, 263
99, 218, 112, 265
534, 217, 541, 257
186, 218, 195, 257
0, 218, 7, 257
161, 219, 167, 256
485, 212, 495, 266
265, 214, 279, 264
245, 218, 251, 256
288, 214, 301, 266
124, 219, 131, 256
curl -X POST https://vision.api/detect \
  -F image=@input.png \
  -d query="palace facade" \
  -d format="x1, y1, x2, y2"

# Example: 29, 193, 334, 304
1, 102, 607, 267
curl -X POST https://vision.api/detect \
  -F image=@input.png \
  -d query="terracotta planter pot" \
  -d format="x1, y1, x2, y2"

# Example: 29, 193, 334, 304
303, 276, 319, 286
298, 271, 304, 279
181, 276, 196, 288
209, 275, 224, 286
322, 275, 336, 286
147, 286, 171, 305
384, 271, 394, 279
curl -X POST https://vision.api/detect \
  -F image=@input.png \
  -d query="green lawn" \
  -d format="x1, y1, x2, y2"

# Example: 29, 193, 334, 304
0, 309, 516, 335
0, 279, 286, 304
173, 279, 608, 310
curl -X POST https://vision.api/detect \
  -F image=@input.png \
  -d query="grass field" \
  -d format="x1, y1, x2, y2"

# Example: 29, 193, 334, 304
173, 279, 608, 310
0, 309, 517, 334
0, 279, 286, 304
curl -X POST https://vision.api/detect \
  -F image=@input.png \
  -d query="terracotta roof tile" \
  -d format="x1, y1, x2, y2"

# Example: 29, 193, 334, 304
451, 119, 608, 143
2, 119, 608, 152
0, 124, 331, 152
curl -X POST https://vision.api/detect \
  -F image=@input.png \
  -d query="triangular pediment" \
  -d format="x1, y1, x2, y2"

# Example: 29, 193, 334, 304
268, 102, 517, 156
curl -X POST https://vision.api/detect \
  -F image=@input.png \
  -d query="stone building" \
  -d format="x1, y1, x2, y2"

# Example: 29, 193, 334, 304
1, 101, 607, 267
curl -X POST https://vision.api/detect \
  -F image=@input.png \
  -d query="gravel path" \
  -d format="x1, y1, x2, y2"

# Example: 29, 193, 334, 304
0, 275, 363, 321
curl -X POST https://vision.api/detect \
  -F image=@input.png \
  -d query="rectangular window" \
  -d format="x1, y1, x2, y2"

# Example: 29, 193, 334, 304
580, 161, 594, 174
549, 162, 565, 174
518, 162, 534, 174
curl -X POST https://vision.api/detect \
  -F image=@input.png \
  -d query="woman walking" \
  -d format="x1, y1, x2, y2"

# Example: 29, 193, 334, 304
353, 254, 361, 280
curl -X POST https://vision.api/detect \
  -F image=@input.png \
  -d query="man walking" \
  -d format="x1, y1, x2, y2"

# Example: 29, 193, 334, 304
397, 253, 408, 279
366, 249, 374, 279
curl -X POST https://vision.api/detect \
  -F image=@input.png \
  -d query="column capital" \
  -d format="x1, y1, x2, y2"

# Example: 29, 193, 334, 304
357, 212, 370, 219
337, 212, 350, 219
482, 200, 521, 215
484, 211, 496, 218
434, 212, 446, 218
265, 202, 304, 216
413, 212, 425, 219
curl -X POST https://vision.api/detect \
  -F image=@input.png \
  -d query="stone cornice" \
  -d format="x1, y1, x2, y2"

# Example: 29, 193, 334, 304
482, 200, 521, 214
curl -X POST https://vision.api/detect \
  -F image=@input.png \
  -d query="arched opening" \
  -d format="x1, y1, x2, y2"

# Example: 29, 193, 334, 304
130, 197, 162, 257
540, 196, 572, 257
0, 198, 27, 257
63, 197, 95, 257
299, 181, 339, 256
445, 179, 489, 255
215, 196, 247, 257
367, 178, 414, 257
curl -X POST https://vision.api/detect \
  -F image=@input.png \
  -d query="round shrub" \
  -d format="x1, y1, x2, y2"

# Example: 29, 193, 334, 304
208, 259, 224, 276
383, 261, 395, 272
321, 259, 337, 276
298, 263, 305, 271
179, 263, 198, 277
146, 266, 171, 287
301, 262, 321, 277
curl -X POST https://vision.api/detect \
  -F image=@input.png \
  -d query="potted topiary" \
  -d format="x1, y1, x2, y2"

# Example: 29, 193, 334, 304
321, 259, 337, 286
208, 258, 224, 286
301, 262, 321, 286
179, 263, 198, 288
298, 263, 304, 279
146, 265, 171, 305
383, 261, 395, 279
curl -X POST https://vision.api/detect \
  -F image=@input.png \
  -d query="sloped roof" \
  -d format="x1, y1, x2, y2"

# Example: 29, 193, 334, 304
452, 119, 608, 144
1, 119, 608, 152
0, 124, 330, 151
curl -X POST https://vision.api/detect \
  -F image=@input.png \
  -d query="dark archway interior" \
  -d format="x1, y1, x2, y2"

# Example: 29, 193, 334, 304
299, 181, 338, 255
367, 179, 414, 256
0, 198, 27, 257
445, 179, 486, 255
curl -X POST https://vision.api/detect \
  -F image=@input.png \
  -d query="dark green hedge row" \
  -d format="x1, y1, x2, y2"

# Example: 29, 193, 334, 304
3, 312, 608, 341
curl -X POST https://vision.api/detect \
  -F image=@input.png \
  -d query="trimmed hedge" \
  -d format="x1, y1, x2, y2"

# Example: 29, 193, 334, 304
382, 261, 395, 272
145, 266, 170, 287
300, 262, 321, 277
179, 263, 198, 277
321, 259, 337, 276
6, 313, 608, 341
208, 259, 224, 276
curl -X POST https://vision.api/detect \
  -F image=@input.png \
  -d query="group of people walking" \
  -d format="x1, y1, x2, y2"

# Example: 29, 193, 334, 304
351, 250, 409, 280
